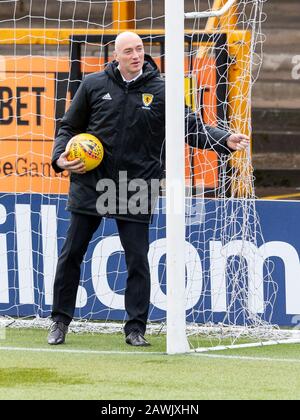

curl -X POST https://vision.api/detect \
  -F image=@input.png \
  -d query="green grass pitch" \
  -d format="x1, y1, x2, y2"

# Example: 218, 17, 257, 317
1, 329, 300, 400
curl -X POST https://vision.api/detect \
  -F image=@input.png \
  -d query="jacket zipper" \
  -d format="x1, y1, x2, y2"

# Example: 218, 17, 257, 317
112, 84, 129, 180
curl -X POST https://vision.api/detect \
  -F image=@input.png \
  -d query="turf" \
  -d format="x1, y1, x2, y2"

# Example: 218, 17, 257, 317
1, 329, 300, 400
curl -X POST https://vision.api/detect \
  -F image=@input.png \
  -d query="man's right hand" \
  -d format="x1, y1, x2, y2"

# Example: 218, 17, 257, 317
56, 150, 86, 174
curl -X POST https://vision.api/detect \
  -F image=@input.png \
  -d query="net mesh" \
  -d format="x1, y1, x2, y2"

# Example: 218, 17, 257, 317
0, 0, 293, 349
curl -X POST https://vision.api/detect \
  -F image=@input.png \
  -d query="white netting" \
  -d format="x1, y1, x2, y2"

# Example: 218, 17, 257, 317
0, 0, 293, 350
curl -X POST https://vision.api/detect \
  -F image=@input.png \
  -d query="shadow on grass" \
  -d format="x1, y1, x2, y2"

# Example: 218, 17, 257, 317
0, 368, 91, 387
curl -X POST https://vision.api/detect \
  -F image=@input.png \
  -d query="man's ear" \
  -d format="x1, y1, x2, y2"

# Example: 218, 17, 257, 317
113, 50, 118, 61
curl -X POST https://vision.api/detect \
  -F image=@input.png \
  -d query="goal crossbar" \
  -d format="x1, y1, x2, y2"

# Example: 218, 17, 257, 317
185, 0, 237, 20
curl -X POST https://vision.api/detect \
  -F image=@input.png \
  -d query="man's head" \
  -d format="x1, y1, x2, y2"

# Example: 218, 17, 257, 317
114, 32, 145, 80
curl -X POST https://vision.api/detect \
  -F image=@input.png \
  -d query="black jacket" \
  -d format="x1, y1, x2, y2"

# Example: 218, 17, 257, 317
52, 55, 231, 222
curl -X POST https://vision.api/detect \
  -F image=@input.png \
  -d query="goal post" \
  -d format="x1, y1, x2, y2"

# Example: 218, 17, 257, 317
165, 0, 189, 354
165, 0, 300, 353
165, 0, 251, 354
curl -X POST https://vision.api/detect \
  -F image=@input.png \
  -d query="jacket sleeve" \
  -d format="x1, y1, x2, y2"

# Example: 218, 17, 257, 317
185, 111, 233, 155
52, 80, 90, 173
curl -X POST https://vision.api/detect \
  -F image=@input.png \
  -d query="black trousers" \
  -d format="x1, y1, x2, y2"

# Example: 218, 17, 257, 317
51, 213, 151, 336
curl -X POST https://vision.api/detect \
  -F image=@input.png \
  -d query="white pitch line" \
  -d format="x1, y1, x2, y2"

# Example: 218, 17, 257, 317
0, 346, 165, 356
192, 353, 300, 364
1, 346, 300, 364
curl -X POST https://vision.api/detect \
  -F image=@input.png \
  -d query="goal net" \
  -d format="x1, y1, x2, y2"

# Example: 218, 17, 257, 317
0, 0, 296, 352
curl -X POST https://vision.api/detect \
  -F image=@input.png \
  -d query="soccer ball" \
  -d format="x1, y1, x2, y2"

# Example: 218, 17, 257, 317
66, 133, 104, 172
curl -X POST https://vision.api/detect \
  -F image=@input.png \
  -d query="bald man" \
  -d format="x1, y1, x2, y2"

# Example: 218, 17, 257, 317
49, 31, 249, 347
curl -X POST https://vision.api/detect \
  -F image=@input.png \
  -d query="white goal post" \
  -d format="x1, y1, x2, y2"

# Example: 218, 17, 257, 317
166, 0, 241, 354
166, 0, 240, 355
166, 0, 242, 355
165, 0, 189, 354
165, 0, 300, 354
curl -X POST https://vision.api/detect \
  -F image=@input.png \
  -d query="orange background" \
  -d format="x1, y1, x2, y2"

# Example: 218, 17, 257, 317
0, 56, 219, 194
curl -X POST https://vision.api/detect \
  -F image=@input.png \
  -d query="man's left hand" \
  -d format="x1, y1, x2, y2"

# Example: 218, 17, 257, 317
226, 134, 250, 151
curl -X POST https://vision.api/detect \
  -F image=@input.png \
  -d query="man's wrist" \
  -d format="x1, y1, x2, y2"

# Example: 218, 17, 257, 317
52, 158, 64, 173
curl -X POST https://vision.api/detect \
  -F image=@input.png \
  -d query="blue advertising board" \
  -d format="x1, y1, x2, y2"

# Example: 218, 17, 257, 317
0, 194, 299, 327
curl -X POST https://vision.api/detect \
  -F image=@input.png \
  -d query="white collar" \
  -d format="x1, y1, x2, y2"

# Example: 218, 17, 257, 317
117, 66, 143, 83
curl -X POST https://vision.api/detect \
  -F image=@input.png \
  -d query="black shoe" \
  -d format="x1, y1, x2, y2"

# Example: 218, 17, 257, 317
125, 331, 150, 347
48, 322, 68, 345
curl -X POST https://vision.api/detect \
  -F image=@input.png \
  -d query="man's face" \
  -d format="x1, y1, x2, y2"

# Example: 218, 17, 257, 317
115, 37, 145, 77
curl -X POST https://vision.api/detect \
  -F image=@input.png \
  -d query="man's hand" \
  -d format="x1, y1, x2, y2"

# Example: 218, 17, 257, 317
226, 134, 250, 152
56, 150, 86, 174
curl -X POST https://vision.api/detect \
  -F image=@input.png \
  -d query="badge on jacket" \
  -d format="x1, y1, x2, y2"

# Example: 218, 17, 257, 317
142, 94, 154, 108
